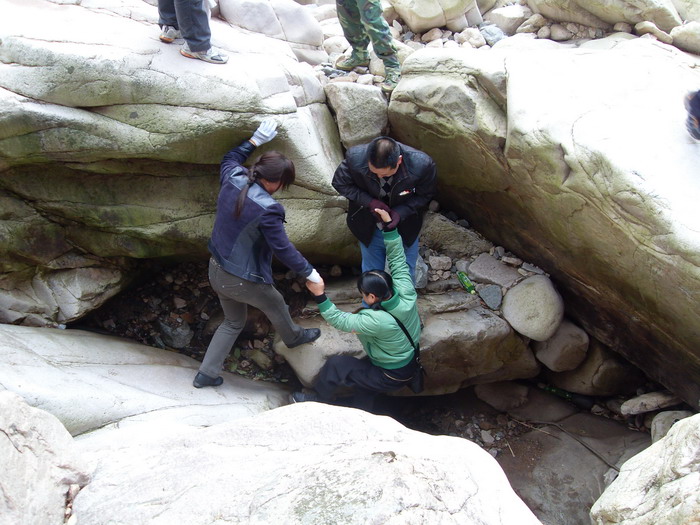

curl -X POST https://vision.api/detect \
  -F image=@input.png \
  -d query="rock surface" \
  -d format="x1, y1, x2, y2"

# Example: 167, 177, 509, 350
0, 391, 90, 525
0, 324, 289, 435
389, 37, 700, 409
590, 413, 700, 525
72, 402, 543, 525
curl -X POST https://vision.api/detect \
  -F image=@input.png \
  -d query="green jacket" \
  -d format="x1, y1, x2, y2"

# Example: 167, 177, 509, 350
317, 229, 420, 369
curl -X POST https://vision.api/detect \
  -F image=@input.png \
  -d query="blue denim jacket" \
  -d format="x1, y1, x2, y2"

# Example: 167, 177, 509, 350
208, 140, 312, 284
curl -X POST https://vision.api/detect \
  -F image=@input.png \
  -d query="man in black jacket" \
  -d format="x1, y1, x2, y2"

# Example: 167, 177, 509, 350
332, 136, 437, 281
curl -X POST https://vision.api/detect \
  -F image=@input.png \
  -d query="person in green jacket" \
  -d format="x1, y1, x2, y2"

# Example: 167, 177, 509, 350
293, 208, 422, 411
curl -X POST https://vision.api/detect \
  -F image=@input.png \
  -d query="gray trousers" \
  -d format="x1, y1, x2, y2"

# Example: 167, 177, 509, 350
158, 0, 211, 52
199, 258, 305, 377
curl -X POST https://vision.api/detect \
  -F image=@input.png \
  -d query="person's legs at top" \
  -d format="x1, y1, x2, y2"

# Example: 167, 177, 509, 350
403, 235, 419, 283
157, 0, 182, 42
355, 0, 400, 92
335, 0, 371, 70
167, 0, 228, 63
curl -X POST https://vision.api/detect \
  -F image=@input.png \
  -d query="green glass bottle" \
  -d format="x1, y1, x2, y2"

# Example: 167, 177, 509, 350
457, 271, 477, 294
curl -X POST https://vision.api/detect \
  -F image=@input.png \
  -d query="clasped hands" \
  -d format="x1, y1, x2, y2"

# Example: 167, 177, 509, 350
368, 199, 400, 229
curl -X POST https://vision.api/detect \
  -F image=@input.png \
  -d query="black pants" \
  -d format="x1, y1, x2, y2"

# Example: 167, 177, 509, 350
314, 355, 417, 412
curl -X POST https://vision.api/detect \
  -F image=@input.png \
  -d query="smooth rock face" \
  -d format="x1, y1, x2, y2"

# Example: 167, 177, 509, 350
0, 324, 290, 436
72, 403, 543, 525
502, 275, 564, 341
590, 413, 700, 525
650, 410, 694, 442
324, 82, 388, 148
389, 38, 700, 409
0, 391, 90, 525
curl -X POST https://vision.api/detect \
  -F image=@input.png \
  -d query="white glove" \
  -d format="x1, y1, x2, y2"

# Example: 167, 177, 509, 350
307, 269, 322, 283
250, 118, 278, 147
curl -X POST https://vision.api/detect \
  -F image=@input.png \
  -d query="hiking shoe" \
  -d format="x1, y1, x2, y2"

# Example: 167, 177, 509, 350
290, 391, 320, 403
181, 42, 229, 64
286, 328, 321, 348
380, 67, 401, 94
159, 25, 181, 43
335, 53, 370, 71
193, 371, 223, 388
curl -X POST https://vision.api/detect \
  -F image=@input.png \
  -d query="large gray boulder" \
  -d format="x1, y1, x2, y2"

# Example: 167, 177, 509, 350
388, 37, 700, 409
590, 413, 700, 525
0, 0, 351, 326
0, 324, 289, 436
0, 391, 89, 525
73, 402, 543, 524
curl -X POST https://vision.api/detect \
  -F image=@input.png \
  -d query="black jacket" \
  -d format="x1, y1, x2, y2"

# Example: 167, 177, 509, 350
332, 141, 437, 246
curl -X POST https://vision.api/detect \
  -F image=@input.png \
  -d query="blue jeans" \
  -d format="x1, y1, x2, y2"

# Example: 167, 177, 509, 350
158, 0, 211, 52
360, 227, 418, 283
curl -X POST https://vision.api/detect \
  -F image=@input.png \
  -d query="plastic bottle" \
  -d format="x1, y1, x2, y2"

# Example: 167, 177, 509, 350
537, 383, 595, 410
456, 271, 477, 294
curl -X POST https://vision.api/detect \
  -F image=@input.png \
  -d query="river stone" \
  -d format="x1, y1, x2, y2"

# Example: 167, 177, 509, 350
72, 403, 542, 525
483, 4, 533, 35
391, 0, 476, 33
650, 410, 694, 442
477, 283, 502, 309
635, 20, 673, 44
670, 20, 700, 54
590, 413, 700, 525
468, 253, 522, 288
533, 319, 589, 372
420, 307, 540, 394
0, 391, 90, 525
0, 324, 290, 436
502, 275, 564, 341
324, 82, 388, 148
620, 391, 682, 415
546, 340, 645, 397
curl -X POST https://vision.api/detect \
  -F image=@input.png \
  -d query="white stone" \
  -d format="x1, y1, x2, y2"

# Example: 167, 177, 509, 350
73, 403, 543, 524
550, 23, 574, 40
502, 275, 564, 341
670, 20, 700, 54
620, 391, 682, 415
324, 82, 389, 148
392, 0, 477, 33
591, 414, 700, 525
672, 0, 700, 23
323, 34, 350, 55
635, 20, 673, 44
650, 410, 694, 442
0, 392, 90, 525
614, 21, 634, 32
533, 319, 589, 372
483, 4, 533, 35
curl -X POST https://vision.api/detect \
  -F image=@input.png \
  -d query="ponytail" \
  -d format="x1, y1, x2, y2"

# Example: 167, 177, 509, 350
234, 151, 295, 218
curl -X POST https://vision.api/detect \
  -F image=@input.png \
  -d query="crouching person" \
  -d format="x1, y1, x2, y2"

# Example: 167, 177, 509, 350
293, 208, 423, 411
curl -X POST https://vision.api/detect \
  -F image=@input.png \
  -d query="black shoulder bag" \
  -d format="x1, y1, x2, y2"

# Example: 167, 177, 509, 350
382, 310, 426, 394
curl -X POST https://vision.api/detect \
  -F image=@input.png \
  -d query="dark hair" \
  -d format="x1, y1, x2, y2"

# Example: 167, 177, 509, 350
357, 270, 393, 304
235, 151, 295, 217
367, 137, 400, 169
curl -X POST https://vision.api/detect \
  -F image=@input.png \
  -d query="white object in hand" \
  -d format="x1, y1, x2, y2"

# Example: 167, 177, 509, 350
307, 269, 322, 283
250, 118, 278, 146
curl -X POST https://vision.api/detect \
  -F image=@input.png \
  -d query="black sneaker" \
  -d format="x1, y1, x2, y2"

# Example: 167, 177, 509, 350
286, 328, 321, 348
193, 372, 223, 388
290, 391, 320, 403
